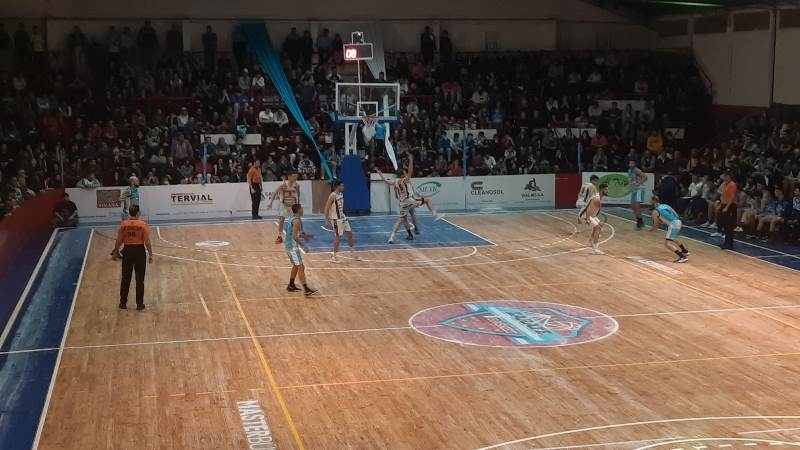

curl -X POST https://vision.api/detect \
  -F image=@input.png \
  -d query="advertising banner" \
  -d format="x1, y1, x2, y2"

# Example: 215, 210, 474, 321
581, 172, 655, 205
410, 177, 466, 210
67, 181, 313, 223
65, 187, 127, 222
465, 174, 556, 209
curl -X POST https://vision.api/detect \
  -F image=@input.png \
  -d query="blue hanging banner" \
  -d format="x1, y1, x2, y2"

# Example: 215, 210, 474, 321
241, 23, 334, 182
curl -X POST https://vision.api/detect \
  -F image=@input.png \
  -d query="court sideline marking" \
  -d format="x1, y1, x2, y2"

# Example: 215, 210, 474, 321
31, 229, 94, 449
0, 229, 58, 350
214, 252, 306, 450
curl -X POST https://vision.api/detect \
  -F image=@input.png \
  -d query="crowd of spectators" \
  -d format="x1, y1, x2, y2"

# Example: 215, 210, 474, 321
660, 114, 800, 243
0, 21, 796, 243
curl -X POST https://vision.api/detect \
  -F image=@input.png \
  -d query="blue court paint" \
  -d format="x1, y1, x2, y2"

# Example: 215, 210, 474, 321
0, 228, 91, 450
0, 229, 53, 335
605, 208, 800, 272
298, 216, 492, 251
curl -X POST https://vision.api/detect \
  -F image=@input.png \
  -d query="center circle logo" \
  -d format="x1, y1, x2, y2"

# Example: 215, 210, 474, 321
409, 301, 618, 348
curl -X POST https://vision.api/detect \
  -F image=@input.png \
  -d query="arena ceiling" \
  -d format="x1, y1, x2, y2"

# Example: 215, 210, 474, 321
586, 0, 784, 19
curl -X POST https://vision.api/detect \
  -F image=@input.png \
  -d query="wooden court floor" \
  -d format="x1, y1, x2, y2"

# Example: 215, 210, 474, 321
35, 212, 800, 450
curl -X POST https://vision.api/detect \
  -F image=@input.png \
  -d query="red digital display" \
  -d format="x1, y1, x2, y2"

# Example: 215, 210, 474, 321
343, 43, 373, 61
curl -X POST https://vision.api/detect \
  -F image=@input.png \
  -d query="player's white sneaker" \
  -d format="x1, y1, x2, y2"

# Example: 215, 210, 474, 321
675, 256, 689, 263
591, 246, 605, 255
709, 232, 722, 237
433, 213, 445, 221
331, 255, 340, 263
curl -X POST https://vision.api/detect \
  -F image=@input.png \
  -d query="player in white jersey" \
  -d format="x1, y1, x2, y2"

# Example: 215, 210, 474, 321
268, 172, 300, 243
323, 180, 355, 263
585, 183, 608, 255
576, 174, 599, 226
376, 154, 445, 243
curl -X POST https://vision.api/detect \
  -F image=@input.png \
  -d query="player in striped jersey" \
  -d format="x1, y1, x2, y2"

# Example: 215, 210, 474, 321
650, 195, 690, 263
268, 172, 300, 244
585, 183, 608, 255
324, 180, 355, 263
576, 174, 599, 226
376, 154, 445, 243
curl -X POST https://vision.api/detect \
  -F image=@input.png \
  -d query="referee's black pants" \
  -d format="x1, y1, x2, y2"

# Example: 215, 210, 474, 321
251, 184, 262, 218
719, 203, 737, 248
120, 245, 147, 307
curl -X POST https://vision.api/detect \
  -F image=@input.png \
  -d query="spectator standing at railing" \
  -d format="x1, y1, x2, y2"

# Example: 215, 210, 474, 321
30, 25, 44, 68
421, 26, 436, 65
439, 30, 452, 64
316, 28, 333, 65
137, 21, 159, 69
0, 24, 11, 71
120, 26, 135, 62
14, 23, 31, 69
202, 25, 218, 71
166, 23, 183, 60
284, 28, 302, 70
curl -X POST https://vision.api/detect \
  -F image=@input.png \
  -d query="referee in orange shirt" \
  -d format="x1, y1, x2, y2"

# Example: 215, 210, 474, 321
248, 159, 263, 220
718, 172, 737, 250
111, 205, 153, 310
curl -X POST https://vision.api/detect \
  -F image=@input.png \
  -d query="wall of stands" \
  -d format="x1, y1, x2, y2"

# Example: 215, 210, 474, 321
0, 189, 64, 276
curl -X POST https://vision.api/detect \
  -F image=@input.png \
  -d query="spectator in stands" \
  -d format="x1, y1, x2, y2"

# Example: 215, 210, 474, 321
137, 21, 159, 68
754, 187, 791, 241
77, 172, 101, 188
170, 133, 193, 164
316, 28, 333, 64
420, 26, 436, 65
14, 23, 31, 68
439, 30, 452, 64
53, 192, 78, 228
30, 25, 44, 67
0, 24, 10, 71
592, 148, 609, 171
284, 28, 302, 69
166, 23, 183, 59
202, 25, 217, 70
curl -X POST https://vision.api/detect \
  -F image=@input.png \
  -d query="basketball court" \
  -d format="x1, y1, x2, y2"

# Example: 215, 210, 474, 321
4, 209, 799, 449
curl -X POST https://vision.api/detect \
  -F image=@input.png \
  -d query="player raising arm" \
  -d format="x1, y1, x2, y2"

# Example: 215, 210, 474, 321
376, 155, 444, 244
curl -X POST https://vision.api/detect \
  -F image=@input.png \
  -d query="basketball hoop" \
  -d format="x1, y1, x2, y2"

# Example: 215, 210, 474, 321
361, 114, 378, 143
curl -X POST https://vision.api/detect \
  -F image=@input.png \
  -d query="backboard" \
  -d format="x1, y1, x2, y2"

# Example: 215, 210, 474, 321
334, 82, 401, 123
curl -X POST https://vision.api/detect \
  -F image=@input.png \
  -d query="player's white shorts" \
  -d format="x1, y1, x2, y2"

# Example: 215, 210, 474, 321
279, 204, 292, 218
286, 247, 303, 266
578, 205, 589, 221
666, 219, 682, 240
331, 218, 352, 236
588, 215, 601, 227
400, 198, 423, 217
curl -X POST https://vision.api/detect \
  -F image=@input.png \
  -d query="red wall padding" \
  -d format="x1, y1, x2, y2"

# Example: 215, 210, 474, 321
0, 189, 64, 276
555, 174, 581, 209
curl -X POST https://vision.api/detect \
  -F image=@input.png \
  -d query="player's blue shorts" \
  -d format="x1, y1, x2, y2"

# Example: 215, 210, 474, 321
666, 220, 682, 240
630, 187, 646, 204
286, 248, 303, 266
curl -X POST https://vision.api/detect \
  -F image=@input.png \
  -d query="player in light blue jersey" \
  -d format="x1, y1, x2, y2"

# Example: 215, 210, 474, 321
119, 175, 140, 220
650, 195, 690, 263
284, 203, 317, 296
628, 160, 648, 229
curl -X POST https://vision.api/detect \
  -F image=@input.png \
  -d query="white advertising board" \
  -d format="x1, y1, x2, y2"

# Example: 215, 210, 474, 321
67, 181, 313, 223
581, 172, 655, 205
410, 177, 466, 211
465, 174, 555, 209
